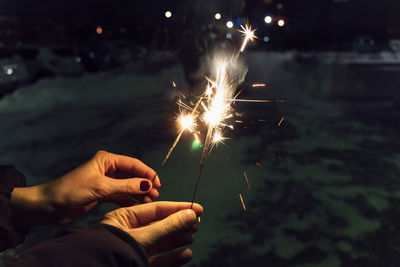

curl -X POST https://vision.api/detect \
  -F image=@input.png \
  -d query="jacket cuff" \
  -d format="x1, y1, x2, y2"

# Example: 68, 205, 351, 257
0, 166, 29, 251
102, 224, 149, 266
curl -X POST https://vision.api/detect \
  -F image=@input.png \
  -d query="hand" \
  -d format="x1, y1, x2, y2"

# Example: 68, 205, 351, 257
102, 201, 203, 267
11, 150, 162, 226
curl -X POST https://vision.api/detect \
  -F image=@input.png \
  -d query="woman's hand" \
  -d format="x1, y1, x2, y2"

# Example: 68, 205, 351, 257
102, 201, 203, 267
11, 150, 162, 226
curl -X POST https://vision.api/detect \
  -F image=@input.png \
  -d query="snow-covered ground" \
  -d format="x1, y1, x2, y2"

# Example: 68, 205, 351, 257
1, 51, 400, 266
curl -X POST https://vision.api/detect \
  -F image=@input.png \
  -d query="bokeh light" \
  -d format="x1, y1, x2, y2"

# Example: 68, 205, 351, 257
264, 16, 272, 24
226, 21, 234, 28
96, 25, 103, 34
165, 11, 172, 18
215, 13, 221, 20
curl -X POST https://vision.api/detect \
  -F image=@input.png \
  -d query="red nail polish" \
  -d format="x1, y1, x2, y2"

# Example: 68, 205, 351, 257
140, 181, 150, 191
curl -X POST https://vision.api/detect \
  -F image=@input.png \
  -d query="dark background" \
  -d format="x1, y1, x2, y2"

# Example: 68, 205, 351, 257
0, 1, 400, 266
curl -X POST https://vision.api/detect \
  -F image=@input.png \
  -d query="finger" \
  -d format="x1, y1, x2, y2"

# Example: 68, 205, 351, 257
153, 175, 162, 188
106, 177, 153, 195
148, 189, 160, 199
95, 151, 156, 180
126, 202, 203, 226
149, 231, 194, 256
149, 248, 192, 267
131, 209, 197, 248
143, 195, 153, 203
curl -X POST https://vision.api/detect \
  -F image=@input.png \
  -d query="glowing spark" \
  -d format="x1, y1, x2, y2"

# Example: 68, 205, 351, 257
198, 217, 201, 223
278, 117, 285, 127
238, 24, 258, 52
212, 131, 226, 144
243, 171, 250, 190
194, 133, 200, 143
239, 194, 247, 212
252, 83, 266, 87
172, 81, 176, 87
178, 114, 196, 132
255, 162, 263, 168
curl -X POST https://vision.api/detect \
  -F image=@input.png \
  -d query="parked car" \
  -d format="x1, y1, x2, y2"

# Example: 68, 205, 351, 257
39, 47, 84, 76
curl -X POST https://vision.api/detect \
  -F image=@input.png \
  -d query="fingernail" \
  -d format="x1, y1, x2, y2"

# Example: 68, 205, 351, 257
140, 181, 151, 191
183, 231, 194, 243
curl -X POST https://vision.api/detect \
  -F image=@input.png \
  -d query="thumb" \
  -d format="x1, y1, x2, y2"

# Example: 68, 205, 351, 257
133, 209, 197, 249
106, 177, 153, 195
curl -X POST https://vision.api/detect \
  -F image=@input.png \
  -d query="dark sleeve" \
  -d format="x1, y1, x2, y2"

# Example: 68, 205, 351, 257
0, 166, 28, 252
6, 224, 149, 267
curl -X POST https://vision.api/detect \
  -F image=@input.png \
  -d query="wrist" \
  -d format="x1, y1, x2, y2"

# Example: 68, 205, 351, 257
11, 184, 54, 227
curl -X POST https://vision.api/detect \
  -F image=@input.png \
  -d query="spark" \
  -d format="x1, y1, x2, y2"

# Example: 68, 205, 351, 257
178, 114, 196, 132
255, 162, 263, 168
194, 133, 201, 143
238, 23, 258, 53
162, 98, 202, 166
172, 81, 177, 87
243, 171, 250, 190
239, 194, 247, 212
278, 117, 285, 127
252, 83, 266, 87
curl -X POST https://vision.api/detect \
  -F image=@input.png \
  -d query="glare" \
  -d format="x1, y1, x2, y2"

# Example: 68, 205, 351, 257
226, 21, 234, 28
165, 11, 172, 18
278, 19, 285, 27
6, 68, 13, 75
264, 16, 272, 24
215, 13, 221, 20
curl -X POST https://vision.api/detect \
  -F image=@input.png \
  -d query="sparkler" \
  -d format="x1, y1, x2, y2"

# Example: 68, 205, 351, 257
190, 23, 260, 208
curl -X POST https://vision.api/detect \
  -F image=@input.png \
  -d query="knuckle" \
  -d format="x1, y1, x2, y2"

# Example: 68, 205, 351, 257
95, 150, 109, 159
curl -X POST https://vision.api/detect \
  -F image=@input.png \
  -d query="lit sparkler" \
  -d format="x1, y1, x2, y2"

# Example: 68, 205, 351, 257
159, 23, 284, 208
